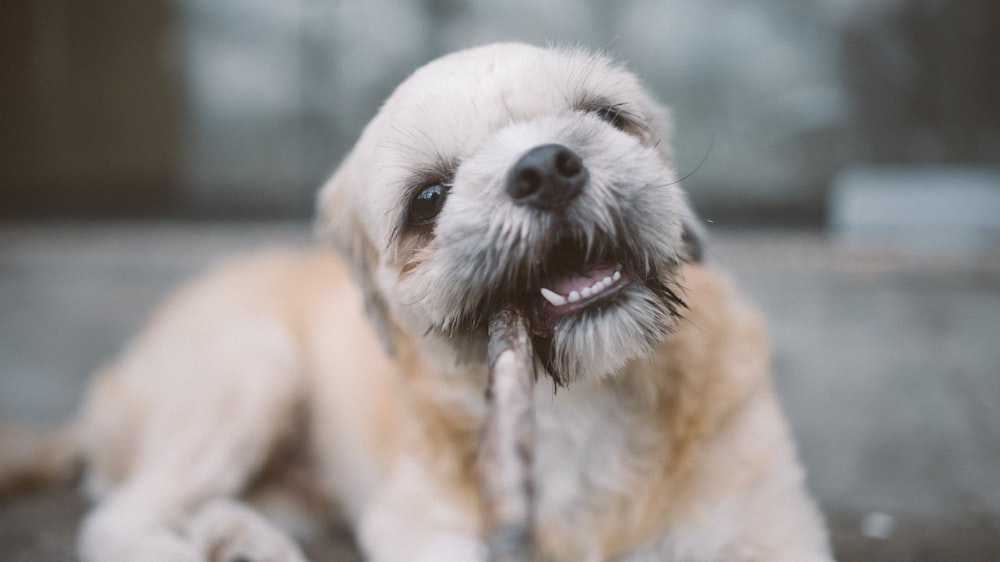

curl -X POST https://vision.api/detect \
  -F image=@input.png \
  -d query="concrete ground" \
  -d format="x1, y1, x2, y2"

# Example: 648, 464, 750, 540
1, 221, 998, 561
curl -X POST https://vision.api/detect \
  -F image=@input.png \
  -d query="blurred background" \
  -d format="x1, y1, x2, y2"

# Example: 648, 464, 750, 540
3, 0, 998, 224
1, 0, 999, 560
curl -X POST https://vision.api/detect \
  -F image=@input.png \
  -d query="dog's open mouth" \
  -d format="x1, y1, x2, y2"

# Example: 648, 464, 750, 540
525, 235, 637, 334
538, 264, 627, 314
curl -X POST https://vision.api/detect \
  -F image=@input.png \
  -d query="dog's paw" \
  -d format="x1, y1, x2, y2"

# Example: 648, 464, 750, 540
79, 501, 204, 562
80, 530, 203, 562
187, 499, 309, 562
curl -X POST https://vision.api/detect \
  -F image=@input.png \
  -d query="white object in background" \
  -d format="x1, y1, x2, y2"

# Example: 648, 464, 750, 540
860, 511, 896, 540
828, 166, 1000, 249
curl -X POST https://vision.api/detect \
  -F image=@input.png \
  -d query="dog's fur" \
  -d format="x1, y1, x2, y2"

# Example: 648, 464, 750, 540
2, 44, 831, 561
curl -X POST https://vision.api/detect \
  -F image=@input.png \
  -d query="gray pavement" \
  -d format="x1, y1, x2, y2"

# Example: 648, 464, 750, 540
1, 222, 999, 560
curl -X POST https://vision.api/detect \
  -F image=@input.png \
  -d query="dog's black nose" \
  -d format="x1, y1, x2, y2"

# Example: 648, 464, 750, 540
507, 144, 587, 210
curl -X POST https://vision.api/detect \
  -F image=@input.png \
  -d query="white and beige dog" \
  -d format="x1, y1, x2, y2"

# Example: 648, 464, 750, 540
2, 43, 831, 561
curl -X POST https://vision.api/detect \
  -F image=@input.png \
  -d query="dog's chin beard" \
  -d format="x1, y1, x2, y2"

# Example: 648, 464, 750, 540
528, 274, 685, 385
510, 233, 687, 384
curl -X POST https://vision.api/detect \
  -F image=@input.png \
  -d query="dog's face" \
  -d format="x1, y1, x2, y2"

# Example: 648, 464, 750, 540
319, 43, 698, 383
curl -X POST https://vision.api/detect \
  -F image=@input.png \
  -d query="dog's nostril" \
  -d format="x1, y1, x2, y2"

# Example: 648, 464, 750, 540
507, 144, 588, 210
555, 150, 583, 178
510, 168, 543, 199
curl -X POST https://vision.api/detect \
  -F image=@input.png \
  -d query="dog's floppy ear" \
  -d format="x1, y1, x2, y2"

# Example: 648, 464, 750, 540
316, 167, 397, 356
681, 215, 706, 263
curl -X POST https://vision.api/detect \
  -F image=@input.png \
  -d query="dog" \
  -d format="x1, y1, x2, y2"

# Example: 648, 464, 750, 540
1, 43, 832, 561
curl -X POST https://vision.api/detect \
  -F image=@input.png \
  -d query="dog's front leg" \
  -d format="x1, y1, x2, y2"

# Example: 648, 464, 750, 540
358, 456, 486, 562
76, 314, 311, 562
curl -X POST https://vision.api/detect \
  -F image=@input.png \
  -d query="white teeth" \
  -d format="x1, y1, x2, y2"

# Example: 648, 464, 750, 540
540, 287, 567, 306
540, 266, 625, 308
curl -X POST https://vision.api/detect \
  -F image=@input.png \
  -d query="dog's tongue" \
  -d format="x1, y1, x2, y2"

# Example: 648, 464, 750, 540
546, 264, 618, 296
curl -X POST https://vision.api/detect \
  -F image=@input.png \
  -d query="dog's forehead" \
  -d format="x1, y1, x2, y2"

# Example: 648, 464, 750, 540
375, 43, 643, 158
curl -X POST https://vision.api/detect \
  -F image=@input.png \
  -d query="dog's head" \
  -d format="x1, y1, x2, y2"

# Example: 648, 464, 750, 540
318, 43, 702, 384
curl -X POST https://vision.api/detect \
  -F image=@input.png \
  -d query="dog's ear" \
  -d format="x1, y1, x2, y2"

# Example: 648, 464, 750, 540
316, 167, 397, 356
681, 216, 706, 263
678, 193, 707, 264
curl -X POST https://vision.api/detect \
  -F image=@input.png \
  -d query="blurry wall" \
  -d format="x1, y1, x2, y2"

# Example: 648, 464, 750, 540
2, 0, 997, 222
1, 0, 181, 216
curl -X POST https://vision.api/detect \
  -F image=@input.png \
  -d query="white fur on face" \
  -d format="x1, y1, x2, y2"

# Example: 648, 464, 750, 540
320, 43, 695, 383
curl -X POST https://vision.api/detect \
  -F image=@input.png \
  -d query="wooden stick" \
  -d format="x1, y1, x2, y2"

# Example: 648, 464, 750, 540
481, 309, 537, 562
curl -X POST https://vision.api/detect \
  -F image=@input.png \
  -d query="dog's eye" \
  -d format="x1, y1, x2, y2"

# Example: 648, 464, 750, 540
409, 183, 448, 225
592, 105, 634, 132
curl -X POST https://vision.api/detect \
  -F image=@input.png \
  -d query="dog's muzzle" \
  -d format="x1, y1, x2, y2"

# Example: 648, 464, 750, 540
500, 144, 638, 334
429, 138, 689, 381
